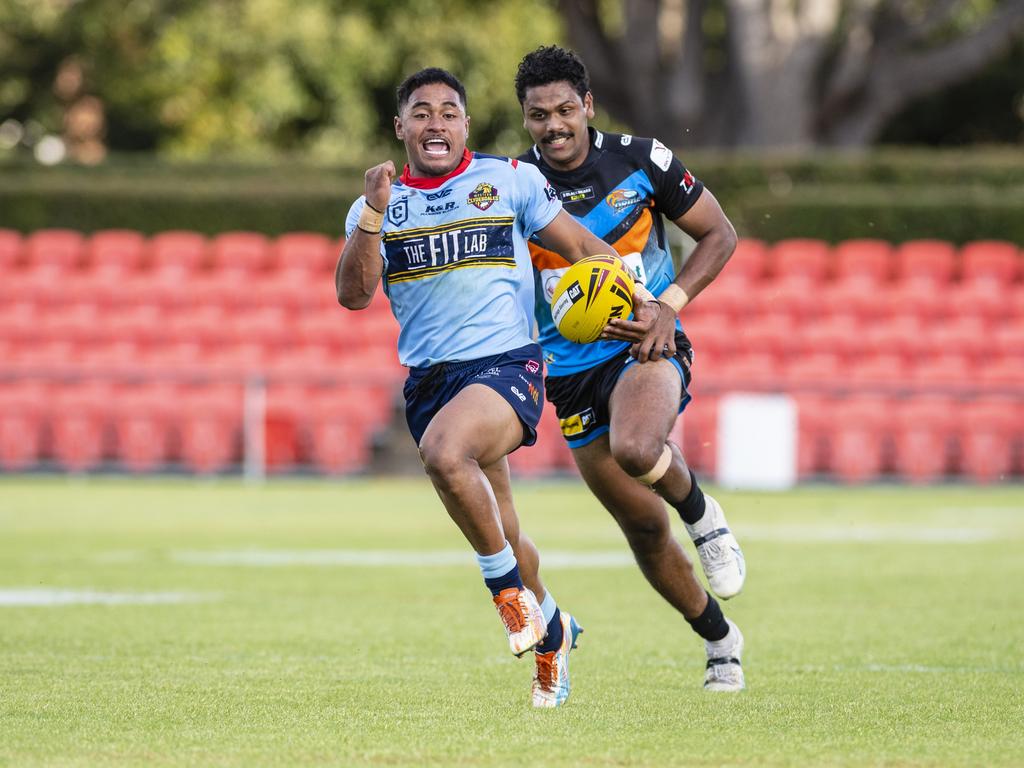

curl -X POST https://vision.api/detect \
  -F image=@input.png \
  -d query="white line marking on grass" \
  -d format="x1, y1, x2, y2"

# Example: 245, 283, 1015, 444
735, 525, 1000, 542
0, 589, 217, 606
175, 549, 637, 568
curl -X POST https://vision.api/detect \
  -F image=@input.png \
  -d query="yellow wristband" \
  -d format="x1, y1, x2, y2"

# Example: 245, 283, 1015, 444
658, 284, 689, 313
357, 202, 384, 234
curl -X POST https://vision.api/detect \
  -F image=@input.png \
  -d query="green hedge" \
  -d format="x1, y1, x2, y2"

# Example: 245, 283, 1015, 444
1, 150, 1022, 243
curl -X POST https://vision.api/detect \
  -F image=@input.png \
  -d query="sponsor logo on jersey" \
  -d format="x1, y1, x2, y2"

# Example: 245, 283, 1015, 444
382, 217, 515, 283
475, 366, 502, 379
620, 134, 633, 146
606, 188, 643, 211
560, 407, 595, 437
527, 381, 540, 405
424, 201, 458, 215
680, 170, 696, 194
425, 188, 453, 200
560, 186, 595, 203
467, 182, 500, 210
387, 197, 409, 226
510, 386, 527, 402
544, 183, 558, 202
524, 359, 540, 374
650, 138, 673, 172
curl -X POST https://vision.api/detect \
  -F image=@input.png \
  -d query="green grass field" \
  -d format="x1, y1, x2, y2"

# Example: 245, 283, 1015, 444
1, 477, 1022, 767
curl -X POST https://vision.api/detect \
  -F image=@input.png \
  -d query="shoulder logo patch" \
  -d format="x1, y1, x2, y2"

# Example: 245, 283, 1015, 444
620, 134, 633, 146
650, 138, 673, 172
467, 182, 500, 210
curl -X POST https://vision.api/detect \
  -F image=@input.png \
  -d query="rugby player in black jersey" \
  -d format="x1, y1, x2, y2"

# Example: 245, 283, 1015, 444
515, 46, 746, 691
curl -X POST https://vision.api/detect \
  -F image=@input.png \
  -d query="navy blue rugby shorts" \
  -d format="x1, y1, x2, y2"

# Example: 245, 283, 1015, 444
403, 343, 545, 448
545, 330, 693, 449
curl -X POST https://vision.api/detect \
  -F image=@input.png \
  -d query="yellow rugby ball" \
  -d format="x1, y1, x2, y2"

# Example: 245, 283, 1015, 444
550, 255, 636, 344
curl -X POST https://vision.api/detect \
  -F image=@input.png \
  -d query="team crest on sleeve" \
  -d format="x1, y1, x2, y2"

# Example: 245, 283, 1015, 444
467, 182, 500, 210
650, 139, 674, 171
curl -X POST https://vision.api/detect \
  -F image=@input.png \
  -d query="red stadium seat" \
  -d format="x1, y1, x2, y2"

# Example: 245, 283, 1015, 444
768, 239, 830, 284
735, 315, 798, 359
149, 231, 208, 275
781, 353, 845, 391
264, 383, 311, 469
956, 399, 1020, 482
252, 271, 315, 315
977, 358, 1024, 394
923, 318, 992, 365
863, 315, 926, 363
49, 383, 113, 471
717, 238, 768, 285
959, 241, 1019, 286
751, 277, 826, 321
993, 321, 1024, 360
909, 353, 973, 394
793, 394, 834, 477
883, 281, 948, 322
679, 396, 718, 474
818, 281, 887, 323
833, 239, 894, 284
111, 384, 177, 472
894, 240, 957, 286
178, 386, 242, 473
211, 232, 270, 275
682, 315, 741, 360
508, 407, 570, 478
86, 230, 145, 273
222, 308, 290, 354
797, 316, 861, 362
25, 229, 85, 271
946, 281, 1010, 325
306, 389, 381, 474
0, 229, 24, 270
0, 382, 47, 469
273, 233, 335, 275
845, 353, 908, 391
828, 397, 891, 483
891, 397, 956, 483
703, 353, 778, 392
692, 280, 753, 321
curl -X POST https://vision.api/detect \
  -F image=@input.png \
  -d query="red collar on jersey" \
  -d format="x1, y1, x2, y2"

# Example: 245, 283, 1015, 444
399, 149, 473, 189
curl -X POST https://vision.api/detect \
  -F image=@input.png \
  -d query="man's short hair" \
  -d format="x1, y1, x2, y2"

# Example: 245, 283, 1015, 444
515, 45, 590, 104
396, 68, 467, 112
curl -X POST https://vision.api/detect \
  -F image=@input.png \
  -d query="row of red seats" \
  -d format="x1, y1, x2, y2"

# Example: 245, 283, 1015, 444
719, 238, 1021, 286
0, 381, 394, 474
678, 395, 1022, 484
0, 229, 340, 275
2, 230, 1020, 287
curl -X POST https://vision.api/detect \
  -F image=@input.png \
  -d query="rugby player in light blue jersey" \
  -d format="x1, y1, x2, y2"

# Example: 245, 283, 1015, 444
336, 68, 659, 708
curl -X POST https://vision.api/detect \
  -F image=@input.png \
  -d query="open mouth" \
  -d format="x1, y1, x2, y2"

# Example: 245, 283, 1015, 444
544, 133, 572, 148
423, 137, 450, 157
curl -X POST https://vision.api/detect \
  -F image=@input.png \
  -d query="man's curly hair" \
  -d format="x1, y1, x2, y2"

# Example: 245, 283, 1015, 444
514, 46, 590, 104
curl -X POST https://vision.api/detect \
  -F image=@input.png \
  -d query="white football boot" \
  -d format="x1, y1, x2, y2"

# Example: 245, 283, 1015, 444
531, 612, 583, 708
685, 493, 746, 599
704, 619, 745, 692
493, 586, 547, 657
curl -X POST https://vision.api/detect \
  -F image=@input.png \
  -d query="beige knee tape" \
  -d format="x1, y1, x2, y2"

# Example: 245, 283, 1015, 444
634, 444, 672, 485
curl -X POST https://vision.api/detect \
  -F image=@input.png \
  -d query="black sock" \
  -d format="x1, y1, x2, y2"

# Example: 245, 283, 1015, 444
535, 607, 563, 653
685, 592, 730, 642
671, 469, 706, 525
483, 564, 522, 596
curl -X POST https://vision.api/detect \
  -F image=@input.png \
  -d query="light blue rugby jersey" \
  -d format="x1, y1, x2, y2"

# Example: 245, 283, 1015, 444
345, 150, 561, 368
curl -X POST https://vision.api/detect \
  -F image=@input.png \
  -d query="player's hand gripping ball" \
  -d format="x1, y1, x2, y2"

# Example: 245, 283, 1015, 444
550, 255, 636, 344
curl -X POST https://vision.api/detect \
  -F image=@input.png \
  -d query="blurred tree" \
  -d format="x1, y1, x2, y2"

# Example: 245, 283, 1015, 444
557, 0, 1024, 148
0, 0, 562, 162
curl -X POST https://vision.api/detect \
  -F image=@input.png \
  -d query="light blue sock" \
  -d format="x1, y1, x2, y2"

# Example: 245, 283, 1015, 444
539, 589, 557, 625
475, 541, 516, 578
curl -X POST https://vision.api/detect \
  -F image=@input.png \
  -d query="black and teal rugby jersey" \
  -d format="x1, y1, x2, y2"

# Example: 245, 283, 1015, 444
518, 128, 704, 376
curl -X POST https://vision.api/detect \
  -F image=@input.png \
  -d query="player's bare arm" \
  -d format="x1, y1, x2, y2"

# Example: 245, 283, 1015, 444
605, 190, 737, 361
336, 161, 395, 310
